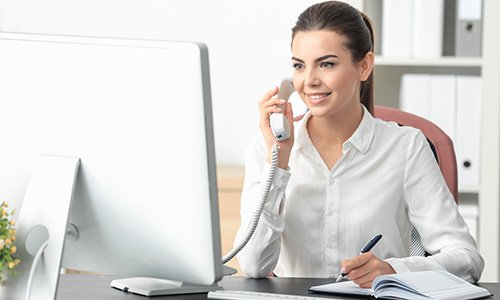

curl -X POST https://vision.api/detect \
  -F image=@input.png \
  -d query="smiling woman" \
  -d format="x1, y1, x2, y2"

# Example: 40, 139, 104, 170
234, 0, 484, 289
291, 1, 375, 114
290, 30, 373, 124
290, 29, 374, 171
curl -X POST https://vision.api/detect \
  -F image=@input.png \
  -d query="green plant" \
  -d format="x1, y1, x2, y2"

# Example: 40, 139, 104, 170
0, 201, 20, 283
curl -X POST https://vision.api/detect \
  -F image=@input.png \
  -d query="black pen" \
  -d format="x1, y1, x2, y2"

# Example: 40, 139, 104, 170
335, 234, 382, 283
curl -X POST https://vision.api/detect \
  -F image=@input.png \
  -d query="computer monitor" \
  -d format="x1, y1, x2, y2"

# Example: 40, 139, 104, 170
0, 32, 223, 298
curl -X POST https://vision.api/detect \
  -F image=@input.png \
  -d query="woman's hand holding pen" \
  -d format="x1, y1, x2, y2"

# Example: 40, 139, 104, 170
340, 253, 396, 288
336, 235, 395, 288
259, 87, 294, 169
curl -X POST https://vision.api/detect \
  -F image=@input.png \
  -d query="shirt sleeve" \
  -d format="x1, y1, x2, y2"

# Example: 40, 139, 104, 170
385, 130, 484, 283
235, 136, 291, 278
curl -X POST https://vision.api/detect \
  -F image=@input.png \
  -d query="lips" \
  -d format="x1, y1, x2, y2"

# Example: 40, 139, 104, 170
306, 92, 331, 105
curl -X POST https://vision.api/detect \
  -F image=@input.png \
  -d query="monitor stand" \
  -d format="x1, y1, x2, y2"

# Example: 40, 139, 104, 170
0, 155, 80, 300
110, 263, 235, 296
110, 277, 222, 296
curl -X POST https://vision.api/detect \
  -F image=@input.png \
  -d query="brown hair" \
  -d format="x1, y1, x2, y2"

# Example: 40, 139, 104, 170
292, 1, 375, 113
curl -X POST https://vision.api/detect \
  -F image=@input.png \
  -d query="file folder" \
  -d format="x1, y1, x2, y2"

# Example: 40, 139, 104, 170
455, 0, 482, 56
382, 0, 413, 57
413, 0, 444, 58
400, 74, 431, 120
430, 75, 456, 142
456, 76, 481, 186
443, 0, 457, 56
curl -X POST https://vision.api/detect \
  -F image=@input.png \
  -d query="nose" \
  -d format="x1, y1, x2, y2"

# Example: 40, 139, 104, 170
304, 68, 321, 87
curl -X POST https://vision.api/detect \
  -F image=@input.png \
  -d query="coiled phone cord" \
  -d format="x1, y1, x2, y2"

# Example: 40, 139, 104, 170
222, 143, 279, 264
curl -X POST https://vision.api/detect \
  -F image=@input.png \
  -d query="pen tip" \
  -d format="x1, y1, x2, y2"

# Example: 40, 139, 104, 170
335, 274, 343, 283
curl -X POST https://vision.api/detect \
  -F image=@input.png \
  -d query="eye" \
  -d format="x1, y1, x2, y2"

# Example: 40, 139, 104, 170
292, 62, 304, 70
320, 61, 335, 69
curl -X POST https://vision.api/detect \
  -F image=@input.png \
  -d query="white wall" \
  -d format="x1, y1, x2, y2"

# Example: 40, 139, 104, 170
0, 0, 361, 165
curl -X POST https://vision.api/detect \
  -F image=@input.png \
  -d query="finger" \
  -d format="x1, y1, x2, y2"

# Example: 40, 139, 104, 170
348, 262, 371, 281
353, 270, 378, 288
260, 99, 287, 111
261, 106, 283, 116
341, 253, 371, 274
259, 87, 279, 105
356, 276, 375, 289
260, 98, 286, 109
293, 113, 305, 122
260, 101, 285, 118
350, 254, 389, 286
259, 99, 287, 127
284, 102, 293, 124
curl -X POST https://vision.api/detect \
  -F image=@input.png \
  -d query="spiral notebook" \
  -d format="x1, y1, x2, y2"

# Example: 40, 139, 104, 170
309, 270, 491, 300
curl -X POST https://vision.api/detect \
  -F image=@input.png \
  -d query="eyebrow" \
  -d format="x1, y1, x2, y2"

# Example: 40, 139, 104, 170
291, 54, 339, 63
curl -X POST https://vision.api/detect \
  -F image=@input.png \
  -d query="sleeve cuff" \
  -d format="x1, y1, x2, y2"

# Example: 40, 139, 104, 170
385, 258, 411, 274
260, 162, 291, 216
261, 162, 291, 189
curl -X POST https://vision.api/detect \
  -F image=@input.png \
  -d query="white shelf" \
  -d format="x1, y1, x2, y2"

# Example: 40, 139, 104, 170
375, 56, 482, 67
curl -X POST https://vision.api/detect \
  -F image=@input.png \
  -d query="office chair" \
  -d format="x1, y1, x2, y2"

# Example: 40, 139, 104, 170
373, 105, 458, 256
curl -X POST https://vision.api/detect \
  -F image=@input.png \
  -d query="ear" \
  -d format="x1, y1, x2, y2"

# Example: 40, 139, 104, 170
359, 51, 374, 81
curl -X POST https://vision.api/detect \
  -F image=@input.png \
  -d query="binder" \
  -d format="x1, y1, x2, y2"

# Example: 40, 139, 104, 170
455, 0, 482, 56
400, 74, 431, 121
430, 75, 456, 142
443, 0, 457, 56
381, 0, 413, 57
413, 0, 444, 58
456, 76, 481, 186
364, 0, 383, 55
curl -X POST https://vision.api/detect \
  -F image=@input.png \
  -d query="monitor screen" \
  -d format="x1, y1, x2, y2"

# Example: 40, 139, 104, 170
0, 32, 223, 294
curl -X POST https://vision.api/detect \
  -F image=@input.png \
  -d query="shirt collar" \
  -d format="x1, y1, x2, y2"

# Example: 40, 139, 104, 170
294, 105, 376, 155
346, 105, 375, 154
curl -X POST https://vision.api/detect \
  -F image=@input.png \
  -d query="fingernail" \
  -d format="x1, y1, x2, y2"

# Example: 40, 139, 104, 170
279, 99, 287, 103
340, 267, 347, 275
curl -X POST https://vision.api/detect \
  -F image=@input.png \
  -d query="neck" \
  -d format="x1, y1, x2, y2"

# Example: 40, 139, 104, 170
307, 104, 364, 146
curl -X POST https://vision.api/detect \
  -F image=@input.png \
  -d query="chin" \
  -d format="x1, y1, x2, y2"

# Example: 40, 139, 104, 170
307, 107, 330, 118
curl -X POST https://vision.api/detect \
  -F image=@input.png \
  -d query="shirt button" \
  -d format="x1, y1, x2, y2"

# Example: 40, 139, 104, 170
327, 210, 333, 216
329, 177, 335, 184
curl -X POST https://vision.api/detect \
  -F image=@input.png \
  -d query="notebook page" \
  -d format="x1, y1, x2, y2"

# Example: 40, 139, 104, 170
374, 286, 430, 300
377, 270, 471, 294
373, 270, 491, 300
427, 285, 491, 300
309, 280, 372, 296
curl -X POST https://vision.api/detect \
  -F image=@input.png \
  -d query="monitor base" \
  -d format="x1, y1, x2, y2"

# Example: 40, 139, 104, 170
0, 154, 80, 300
110, 277, 222, 296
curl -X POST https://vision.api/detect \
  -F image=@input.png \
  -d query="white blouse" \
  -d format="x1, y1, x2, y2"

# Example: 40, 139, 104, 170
235, 106, 484, 282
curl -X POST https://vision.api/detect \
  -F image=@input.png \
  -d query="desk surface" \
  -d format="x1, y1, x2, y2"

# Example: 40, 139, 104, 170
56, 274, 498, 299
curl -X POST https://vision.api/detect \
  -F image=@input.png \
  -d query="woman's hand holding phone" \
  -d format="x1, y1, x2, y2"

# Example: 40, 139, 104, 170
259, 87, 294, 170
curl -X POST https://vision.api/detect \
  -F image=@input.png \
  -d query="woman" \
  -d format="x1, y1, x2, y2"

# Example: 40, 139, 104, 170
235, 1, 484, 288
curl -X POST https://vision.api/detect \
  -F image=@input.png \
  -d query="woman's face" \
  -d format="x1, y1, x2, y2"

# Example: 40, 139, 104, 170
291, 30, 368, 119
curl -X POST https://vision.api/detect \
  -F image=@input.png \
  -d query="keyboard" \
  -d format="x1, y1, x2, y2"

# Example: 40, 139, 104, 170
207, 290, 341, 300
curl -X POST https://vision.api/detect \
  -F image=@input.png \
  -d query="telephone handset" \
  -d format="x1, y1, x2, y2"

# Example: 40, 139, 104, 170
270, 79, 295, 141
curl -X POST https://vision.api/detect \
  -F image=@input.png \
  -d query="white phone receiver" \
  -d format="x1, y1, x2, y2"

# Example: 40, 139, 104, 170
270, 79, 295, 141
